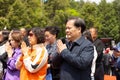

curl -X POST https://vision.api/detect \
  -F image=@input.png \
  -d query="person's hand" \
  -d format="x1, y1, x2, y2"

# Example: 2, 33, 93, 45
47, 64, 51, 68
113, 50, 120, 57
57, 39, 67, 54
21, 41, 28, 56
15, 59, 22, 70
5, 41, 13, 57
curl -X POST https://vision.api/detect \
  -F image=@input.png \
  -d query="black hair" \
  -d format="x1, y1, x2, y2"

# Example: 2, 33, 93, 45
44, 26, 60, 38
0, 30, 10, 46
2, 30, 10, 41
29, 27, 45, 44
83, 30, 93, 42
66, 17, 86, 33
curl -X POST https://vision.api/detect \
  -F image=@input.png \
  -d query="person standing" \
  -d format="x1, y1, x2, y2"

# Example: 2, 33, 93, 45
83, 30, 98, 80
112, 42, 120, 80
16, 27, 48, 80
3, 30, 23, 80
56, 17, 94, 80
0, 30, 10, 79
89, 27, 105, 80
45, 26, 61, 80
20, 28, 29, 46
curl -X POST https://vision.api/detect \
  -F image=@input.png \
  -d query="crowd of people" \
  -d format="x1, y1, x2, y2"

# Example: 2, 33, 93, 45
0, 16, 120, 80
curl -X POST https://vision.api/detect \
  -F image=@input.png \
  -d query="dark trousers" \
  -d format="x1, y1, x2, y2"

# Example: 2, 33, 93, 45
95, 63, 104, 80
114, 68, 120, 80
51, 68, 60, 80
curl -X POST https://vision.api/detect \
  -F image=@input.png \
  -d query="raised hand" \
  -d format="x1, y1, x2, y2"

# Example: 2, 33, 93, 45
21, 41, 29, 56
57, 39, 67, 54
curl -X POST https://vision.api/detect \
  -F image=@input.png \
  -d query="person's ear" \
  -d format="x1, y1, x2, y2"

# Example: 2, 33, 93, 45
78, 27, 81, 32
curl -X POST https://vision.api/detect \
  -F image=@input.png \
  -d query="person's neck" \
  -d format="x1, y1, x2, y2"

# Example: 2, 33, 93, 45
93, 38, 97, 42
71, 35, 81, 42
50, 39, 56, 45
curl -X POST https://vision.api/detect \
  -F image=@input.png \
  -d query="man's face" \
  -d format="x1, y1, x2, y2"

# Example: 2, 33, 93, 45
20, 28, 26, 36
65, 20, 81, 42
89, 28, 97, 41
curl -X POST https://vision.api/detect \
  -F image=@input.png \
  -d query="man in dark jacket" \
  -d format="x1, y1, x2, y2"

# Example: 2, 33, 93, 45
56, 17, 94, 80
89, 27, 105, 80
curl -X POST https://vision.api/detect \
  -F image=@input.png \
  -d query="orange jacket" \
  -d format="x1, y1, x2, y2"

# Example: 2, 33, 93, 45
19, 44, 48, 80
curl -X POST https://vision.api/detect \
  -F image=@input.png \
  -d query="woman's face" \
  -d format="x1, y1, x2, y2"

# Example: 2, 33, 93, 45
9, 37, 19, 48
45, 31, 56, 44
28, 31, 37, 46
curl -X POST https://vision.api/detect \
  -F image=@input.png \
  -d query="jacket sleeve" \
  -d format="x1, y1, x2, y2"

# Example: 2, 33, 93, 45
0, 52, 8, 62
7, 52, 21, 70
61, 43, 94, 70
51, 52, 63, 69
0, 52, 8, 69
23, 47, 48, 73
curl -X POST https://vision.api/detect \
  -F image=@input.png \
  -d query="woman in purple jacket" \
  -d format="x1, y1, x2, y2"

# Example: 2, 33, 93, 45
3, 30, 23, 80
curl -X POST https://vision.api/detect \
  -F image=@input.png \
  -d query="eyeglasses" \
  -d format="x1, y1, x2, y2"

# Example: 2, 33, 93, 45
28, 33, 34, 37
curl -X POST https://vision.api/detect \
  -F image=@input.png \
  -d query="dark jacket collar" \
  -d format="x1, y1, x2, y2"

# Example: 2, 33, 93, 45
74, 36, 85, 46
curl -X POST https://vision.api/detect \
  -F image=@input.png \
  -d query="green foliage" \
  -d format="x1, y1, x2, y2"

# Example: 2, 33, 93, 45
97, 0, 119, 41
0, 0, 15, 17
0, 0, 120, 41
6, 0, 27, 29
65, 8, 80, 17
0, 17, 9, 30
79, 2, 98, 28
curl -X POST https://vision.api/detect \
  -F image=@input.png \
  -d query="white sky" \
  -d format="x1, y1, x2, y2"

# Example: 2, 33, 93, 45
75, 0, 114, 4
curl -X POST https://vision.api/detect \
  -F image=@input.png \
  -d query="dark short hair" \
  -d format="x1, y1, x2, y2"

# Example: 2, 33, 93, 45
83, 30, 93, 42
66, 17, 86, 33
29, 27, 45, 44
2, 30, 10, 41
45, 26, 60, 38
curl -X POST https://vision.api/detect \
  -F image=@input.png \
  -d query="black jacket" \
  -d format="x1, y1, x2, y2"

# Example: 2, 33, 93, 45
0, 52, 8, 72
55, 36, 94, 80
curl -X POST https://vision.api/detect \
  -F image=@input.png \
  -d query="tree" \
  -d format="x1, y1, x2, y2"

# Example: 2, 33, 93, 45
98, 0, 119, 41
0, 0, 119, 41
44, 0, 70, 19
78, 2, 98, 28
0, 0, 15, 17
0, 17, 9, 30
113, 0, 120, 41
6, 0, 28, 29
44, 0, 70, 37
6, 0, 47, 29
